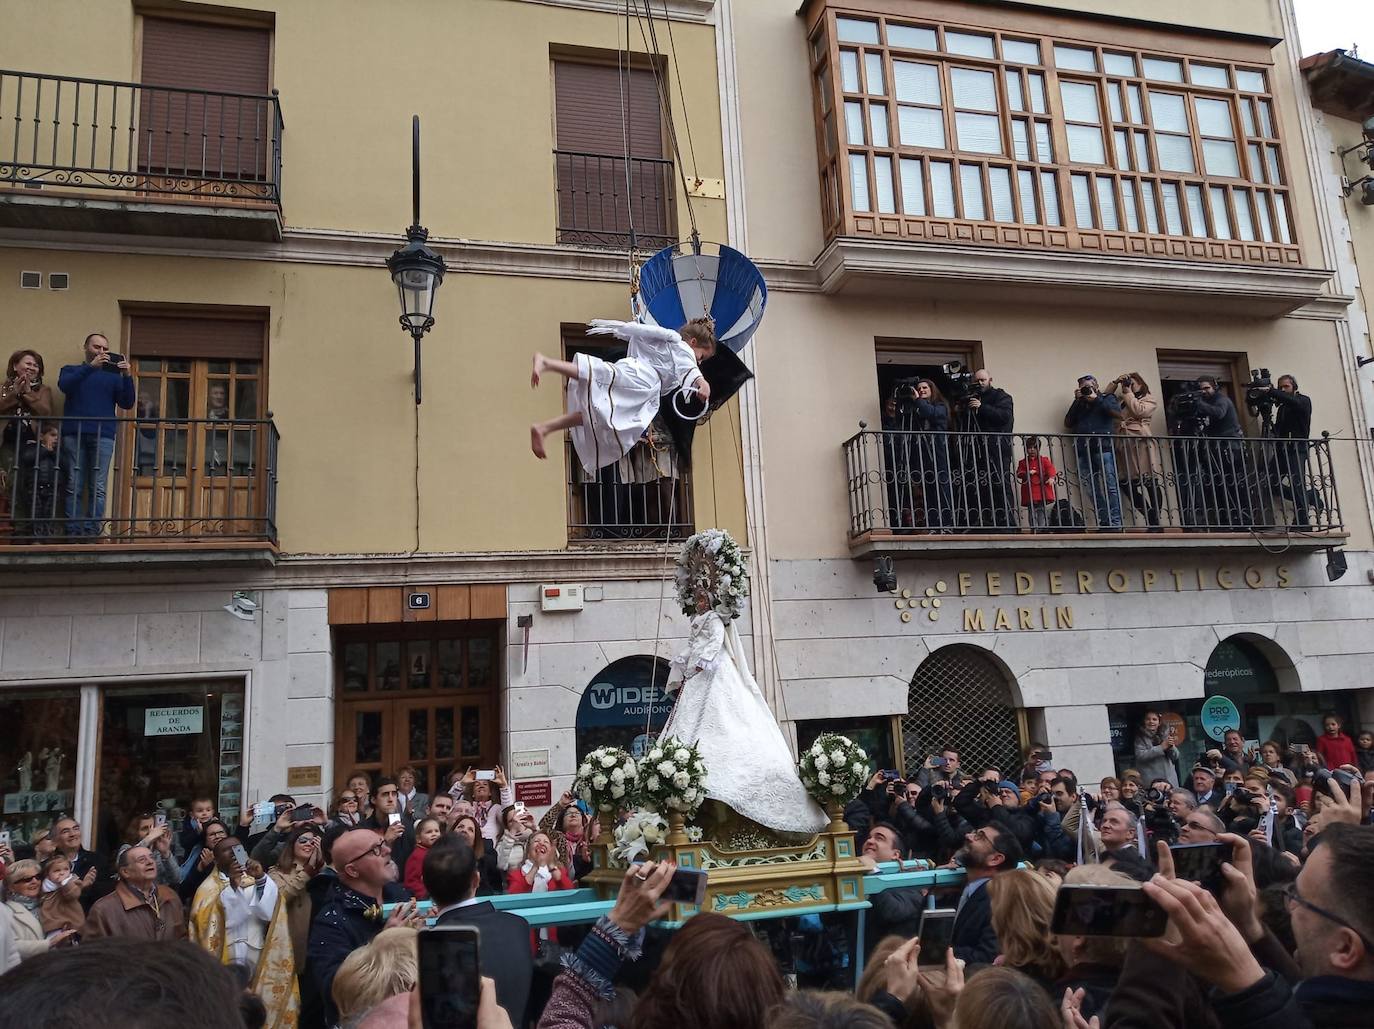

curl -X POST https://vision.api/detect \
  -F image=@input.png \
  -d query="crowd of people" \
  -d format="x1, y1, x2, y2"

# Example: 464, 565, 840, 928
879, 367, 1323, 534
2, 724, 1372, 1029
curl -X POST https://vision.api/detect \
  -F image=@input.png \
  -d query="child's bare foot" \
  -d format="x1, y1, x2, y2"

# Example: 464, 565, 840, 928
531, 353, 548, 388
530, 424, 547, 459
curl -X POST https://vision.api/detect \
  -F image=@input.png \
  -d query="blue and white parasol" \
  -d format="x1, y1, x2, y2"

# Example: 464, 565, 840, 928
634, 241, 768, 354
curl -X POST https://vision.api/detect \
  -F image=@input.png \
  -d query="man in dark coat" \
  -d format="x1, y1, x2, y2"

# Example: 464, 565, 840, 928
1263, 374, 1317, 527
49, 816, 108, 910
954, 369, 1016, 529
427, 836, 533, 1025
950, 821, 1023, 964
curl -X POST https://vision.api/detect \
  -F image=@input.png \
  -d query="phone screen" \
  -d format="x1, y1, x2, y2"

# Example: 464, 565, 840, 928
0, 830, 10, 849
1169, 842, 1227, 894
660, 866, 708, 906
418, 926, 481, 1029
388, 812, 402, 827
291, 805, 315, 822
475, 770, 496, 782
918, 909, 957, 964
1050, 885, 1167, 937
231, 843, 250, 870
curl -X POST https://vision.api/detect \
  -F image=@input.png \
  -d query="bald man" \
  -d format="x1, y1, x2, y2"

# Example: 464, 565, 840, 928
307, 829, 415, 1024
954, 368, 1016, 529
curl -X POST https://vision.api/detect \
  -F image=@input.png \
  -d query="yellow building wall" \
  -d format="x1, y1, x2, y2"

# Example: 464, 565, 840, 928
0, 0, 728, 245
1326, 112, 1374, 365
0, 248, 747, 554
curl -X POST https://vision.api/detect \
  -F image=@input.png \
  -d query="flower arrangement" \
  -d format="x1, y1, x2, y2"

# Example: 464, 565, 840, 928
574, 746, 638, 816
638, 736, 708, 817
674, 528, 750, 623
798, 733, 871, 807
610, 810, 668, 866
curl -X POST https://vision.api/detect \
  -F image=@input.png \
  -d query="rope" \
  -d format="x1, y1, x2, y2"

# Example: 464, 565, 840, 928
618, 0, 639, 273
633, 0, 700, 242
644, 469, 679, 741
659, 0, 699, 182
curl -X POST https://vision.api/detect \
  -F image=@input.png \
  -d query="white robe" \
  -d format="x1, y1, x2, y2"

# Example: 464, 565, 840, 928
568, 322, 701, 475
218, 872, 278, 973
663, 611, 829, 834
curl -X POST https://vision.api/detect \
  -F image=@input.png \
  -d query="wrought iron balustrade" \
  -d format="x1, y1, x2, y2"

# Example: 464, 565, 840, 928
0, 415, 278, 545
567, 439, 692, 542
554, 148, 675, 249
0, 69, 283, 202
843, 427, 1342, 538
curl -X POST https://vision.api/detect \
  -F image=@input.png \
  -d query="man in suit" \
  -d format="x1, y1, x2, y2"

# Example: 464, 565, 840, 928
426, 836, 532, 1025
950, 820, 1023, 964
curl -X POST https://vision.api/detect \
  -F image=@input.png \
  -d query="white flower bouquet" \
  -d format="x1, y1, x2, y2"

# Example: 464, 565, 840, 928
574, 746, 638, 816
674, 528, 750, 623
610, 809, 668, 866
798, 732, 870, 808
637, 735, 708, 817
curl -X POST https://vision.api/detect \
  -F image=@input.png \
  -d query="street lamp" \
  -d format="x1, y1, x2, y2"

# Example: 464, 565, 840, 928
386, 115, 447, 404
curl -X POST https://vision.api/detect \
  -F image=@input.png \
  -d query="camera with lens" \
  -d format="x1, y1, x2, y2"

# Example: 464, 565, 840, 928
929, 783, 949, 802
889, 376, 923, 406
1145, 785, 1171, 806
1232, 787, 1254, 805
1245, 368, 1274, 408
101, 353, 127, 374
1313, 767, 1359, 793
1145, 804, 1179, 844
1168, 380, 1211, 435
943, 361, 974, 402
1078, 383, 1098, 399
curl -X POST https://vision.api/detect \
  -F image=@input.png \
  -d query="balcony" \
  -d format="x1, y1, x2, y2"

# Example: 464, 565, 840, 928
0, 70, 283, 241
0, 415, 278, 566
554, 149, 675, 250
566, 440, 692, 543
843, 428, 1344, 557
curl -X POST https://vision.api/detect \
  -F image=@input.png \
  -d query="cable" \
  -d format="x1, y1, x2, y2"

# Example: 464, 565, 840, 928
618, 0, 639, 262
633, 0, 700, 241
659, 0, 700, 182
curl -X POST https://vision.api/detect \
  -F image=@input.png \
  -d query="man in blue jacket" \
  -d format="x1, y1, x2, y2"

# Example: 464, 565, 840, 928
58, 333, 135, 536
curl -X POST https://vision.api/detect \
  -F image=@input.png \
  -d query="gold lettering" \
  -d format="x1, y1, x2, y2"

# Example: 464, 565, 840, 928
1277, 566, 1291, 588
1216, 568, 1234, 590
1171, 569, 1186, 591
1244, 567, 1263, 589
994, 608, 1011, 630
1049, 571, 1064, 595
1077, 571, 1094, 594
1056, 606, 1074, 629
1015, 572, 1034, 596
1142, 570, 1157, 592
964, 608, 986, 631
1107, 570, 1128, 593
1018, 607, 1033, 629
987, 572, 1002, 596
959, 572, 973, 597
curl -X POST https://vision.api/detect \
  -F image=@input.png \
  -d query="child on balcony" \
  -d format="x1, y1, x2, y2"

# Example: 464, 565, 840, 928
530, 317, 715, 472
1016, 435, 1058, 529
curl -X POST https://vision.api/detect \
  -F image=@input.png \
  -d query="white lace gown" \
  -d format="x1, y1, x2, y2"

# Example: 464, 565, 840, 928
567, 322, 701, 475
663, 611, 829, 834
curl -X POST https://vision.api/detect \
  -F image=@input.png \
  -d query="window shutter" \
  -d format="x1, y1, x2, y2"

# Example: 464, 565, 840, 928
129, 314, 265, 361
554, 62, 662, 157
138, 17, 272, 180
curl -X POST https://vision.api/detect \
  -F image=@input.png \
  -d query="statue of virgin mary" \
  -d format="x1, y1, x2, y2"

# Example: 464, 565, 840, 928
661, 530, 828, 835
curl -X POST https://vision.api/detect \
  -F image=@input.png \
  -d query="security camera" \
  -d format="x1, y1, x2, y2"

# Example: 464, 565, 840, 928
873, 556, 898, 594
224, 591, 258, 620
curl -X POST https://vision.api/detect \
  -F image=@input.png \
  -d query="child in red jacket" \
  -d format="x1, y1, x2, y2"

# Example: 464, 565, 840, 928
1314, 713, 1358, 770
403, 817, 444, 899
1015, 436, 1058, 529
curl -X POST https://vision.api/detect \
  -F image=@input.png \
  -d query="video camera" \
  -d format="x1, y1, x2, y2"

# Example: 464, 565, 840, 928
1245, 368, 1274, 407
1167, 380, 1210, 435
889, 376, 923, 406
943, 361, 975, 402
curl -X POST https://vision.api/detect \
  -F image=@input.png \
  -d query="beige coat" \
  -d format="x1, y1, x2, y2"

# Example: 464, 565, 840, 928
1114, 389, 1161, 478
3, 900, 47, 960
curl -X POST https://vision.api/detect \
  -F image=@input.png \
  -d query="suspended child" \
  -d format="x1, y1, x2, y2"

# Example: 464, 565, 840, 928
530, 318, 715, 469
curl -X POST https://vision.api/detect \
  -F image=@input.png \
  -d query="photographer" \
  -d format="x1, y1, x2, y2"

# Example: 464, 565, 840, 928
1195, 376, 1253, 529
1141, 780, 1181, 849
883, 379, 953, 531
1132, 711, 1180, 788
1063, 374, 1123, 530
1108, 372, 1163, 530
1257, 374, 1317, 528
952, 369, 1016, 529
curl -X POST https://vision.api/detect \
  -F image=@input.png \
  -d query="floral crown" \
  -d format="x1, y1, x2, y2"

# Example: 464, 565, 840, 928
674, 528, 750, 623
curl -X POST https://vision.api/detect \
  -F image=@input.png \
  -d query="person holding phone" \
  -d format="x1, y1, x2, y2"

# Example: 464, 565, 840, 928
460, 765, 513, 844
57, 332, 136, 536
1132, 711, 1180, 789
123, 812, 182, 888
496, 803, 537, 875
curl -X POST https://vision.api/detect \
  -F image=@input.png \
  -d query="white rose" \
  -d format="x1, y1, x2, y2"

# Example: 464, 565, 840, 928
601, 754, 618, 768
657, 761, 676, 777
683, 787, 699, 803
646, 775, 660, 791
818, 770, 831, 785
578, 762, 592, 778
811, 743, 824, 757
610, 767, 625, 782
648, 749, 663, 763
830, 749, 845, 765
852, 762, 864, 775
672, 771, 690, 789
674, 748, 690, 764
610, 783, 625, 798
832, 783, 845, 795
814, 755, 829, 771
592, 773, 608, 790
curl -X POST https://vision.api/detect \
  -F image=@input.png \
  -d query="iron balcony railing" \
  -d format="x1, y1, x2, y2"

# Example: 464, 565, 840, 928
567, 439, 692, 542
554, 148, 675, 250
0, 69, 283, 203
0, 415, 278, 546
844, 428, 1342, 537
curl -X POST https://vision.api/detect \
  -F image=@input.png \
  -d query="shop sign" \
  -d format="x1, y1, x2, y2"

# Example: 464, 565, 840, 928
1201, 696, 1241, 741
512, 749, 550, 779
144, 706, 204, 737
515, 780, 552, 806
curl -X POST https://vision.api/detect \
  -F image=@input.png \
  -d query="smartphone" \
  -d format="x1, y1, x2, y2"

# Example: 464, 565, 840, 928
231, 843, 250, 871
418, 925, 481, 1029
290, 805, 315, 823
1050, 884, 1167, 937
475, 770, 496, 782
930, 756, 947, 769
1169, 842, 1228, 894
154, 811, 167, 829
513, 801, 526, 813
102, 353, 127, 373
629, 863, 707, 906
388, 812, 402, 827
881, 769, 902, 781
0, 829, 10, 850
918, 908, 958, 964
